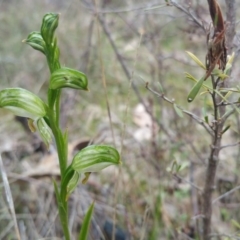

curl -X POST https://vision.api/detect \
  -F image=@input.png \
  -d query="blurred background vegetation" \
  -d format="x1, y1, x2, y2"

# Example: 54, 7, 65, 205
0, 0, 240, 239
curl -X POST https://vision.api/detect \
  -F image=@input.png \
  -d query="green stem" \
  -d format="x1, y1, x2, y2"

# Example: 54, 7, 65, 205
46, 43, 70, 239
53, 180, 71, 240
48, 104, 69, 240
48, 109, 67, 177
55, 90, 61, 127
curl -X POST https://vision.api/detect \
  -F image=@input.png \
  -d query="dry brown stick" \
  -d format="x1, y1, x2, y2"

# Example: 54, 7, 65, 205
202, 3, 226, 238
201, 77, 225, 240
201, 0, 236, 238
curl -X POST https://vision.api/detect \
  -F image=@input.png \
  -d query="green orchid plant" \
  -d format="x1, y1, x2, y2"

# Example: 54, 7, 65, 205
0, 13, 121, 240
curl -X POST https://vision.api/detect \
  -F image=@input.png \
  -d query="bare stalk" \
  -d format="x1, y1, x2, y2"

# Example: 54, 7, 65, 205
202, 77, 226, 239
201, 0, 236, 238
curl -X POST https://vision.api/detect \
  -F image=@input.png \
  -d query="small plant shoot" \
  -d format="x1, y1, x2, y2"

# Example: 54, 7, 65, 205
0, 13, 120, 239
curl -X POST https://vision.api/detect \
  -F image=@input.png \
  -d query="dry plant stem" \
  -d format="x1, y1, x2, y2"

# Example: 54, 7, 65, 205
202, 76, 226, 240
202, 0, 236, 237
0, 155, 21, 240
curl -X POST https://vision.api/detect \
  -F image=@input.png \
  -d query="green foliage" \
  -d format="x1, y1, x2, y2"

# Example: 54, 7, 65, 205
23, 31, 46, 54
0, 12, 120, 240
78, 202, 95, 240
49, 67, 88, 90
187, 76, 204, 102
71, 145, 121, 172
0, 88, 47, 120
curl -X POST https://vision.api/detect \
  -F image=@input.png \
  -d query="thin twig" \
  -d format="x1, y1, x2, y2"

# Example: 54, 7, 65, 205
146, 83, 214, 136
169, 0, 205, 31
212, 184, 240, 204
209, 233, 240, 239
217, 101, 240, 106
173, 173, 202, 192
81, 0, 165, 14
220, 141, 240, 150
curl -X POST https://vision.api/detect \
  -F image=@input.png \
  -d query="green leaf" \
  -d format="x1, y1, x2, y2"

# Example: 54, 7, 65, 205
187, 77, 205, 102
173, 103, 183, 118
221, 125, 231, 135
204, 116, 209, 124
231, 219, 240, 229
185, 72, 212, 91
52, 37, 60, 70
0, 88, 47, 120
49, 67, 88, 91
36, 118, 53, 149
61, 165, 75, 202
41, 13, 59, 45
185, 72, 198, 82
212, 69, 229, 80
71, 145, 121, 173
221, 108, 236, 120
23, 31, 46, 54
53, 180, 61, 205
168, 160, 183, 174
186, 51, 206, 70
66, 171, 80, 200
61, 170, 92, 201
158, 81, 164, 94
177, 161, 189, 172
78, 202, 95, 240
224, 91, 232, 100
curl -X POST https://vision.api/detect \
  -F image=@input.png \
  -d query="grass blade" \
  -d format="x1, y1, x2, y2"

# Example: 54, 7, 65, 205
78, 202, 95, 240
0, 154, 21, 240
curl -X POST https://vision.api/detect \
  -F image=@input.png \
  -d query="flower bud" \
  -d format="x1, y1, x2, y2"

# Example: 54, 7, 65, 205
71, 145, 121, 173
23, 31, 46, 54
41, 13, 59, 45
0, 88, 47, 120
61, 146, 120, 201
49, 67, 88, 90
